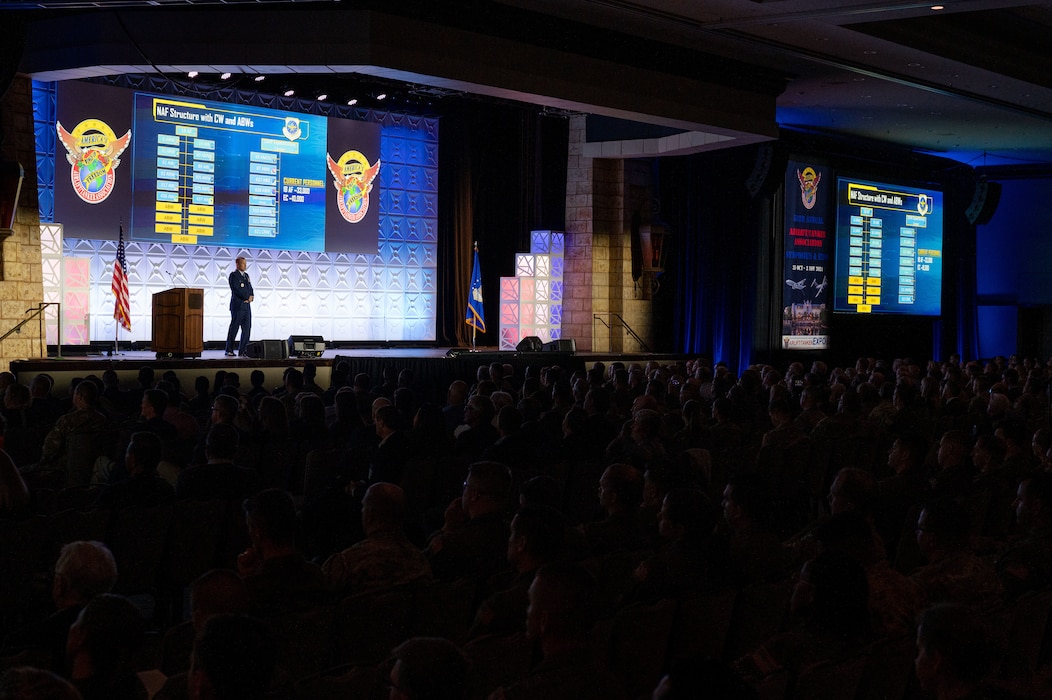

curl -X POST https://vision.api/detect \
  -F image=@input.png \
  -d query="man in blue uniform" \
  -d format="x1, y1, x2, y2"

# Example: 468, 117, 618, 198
225, 256, 254, 357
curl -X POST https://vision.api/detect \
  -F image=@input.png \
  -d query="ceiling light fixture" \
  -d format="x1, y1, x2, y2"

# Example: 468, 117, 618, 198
347, 98, 358, 106
317, 94, 328, 101
284, 89, 295, 97
220, 72, 232, 80
254, 75, 265, 82
376, 93, 387, 101
187, 71, 199, 79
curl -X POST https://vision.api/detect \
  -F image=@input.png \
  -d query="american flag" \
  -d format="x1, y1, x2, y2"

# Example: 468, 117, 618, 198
112, 224, 131, 331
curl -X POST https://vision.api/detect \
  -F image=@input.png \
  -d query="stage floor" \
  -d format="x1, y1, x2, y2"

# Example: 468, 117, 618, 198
10, 345, 686, 397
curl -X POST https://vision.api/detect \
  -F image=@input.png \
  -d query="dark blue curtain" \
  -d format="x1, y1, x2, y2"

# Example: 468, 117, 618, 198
662, 150, 758, 372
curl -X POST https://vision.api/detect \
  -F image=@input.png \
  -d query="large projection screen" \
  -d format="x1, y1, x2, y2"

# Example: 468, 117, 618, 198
40, 79, 438, 343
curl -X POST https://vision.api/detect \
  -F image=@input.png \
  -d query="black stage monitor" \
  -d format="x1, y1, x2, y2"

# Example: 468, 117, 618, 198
288, 335, 325, 358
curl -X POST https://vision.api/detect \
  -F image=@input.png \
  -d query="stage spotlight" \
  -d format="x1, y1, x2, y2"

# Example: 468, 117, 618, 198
284, 88, 295, 97
376, 92, 387, 101
220, 72, 232, 80
187, 70, 199, 78
254, 75, 265, 82
347, 98, 358, 106
317, 93, 328, 101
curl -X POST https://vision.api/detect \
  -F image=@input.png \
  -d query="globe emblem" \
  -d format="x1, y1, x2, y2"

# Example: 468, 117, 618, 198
78, 157, 108, 194
343, 183, 364, 214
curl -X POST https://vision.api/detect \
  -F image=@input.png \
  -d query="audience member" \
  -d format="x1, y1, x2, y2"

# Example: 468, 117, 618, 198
813, 511, 917, 639
653, 655, 757, 700
384, 637, 470, 700
21, 380, 111, 486
722, 474, 794, 585
323, 482, 432, 597
95, 431, 175, 510
491, 562, 626, 700
426, 461, 512, 581
0, 666, 81, 700
471, 504, 566, 638
0, 446, 29, 519
176, 423, 258, 501
996, 472, 1052, 601
910, 497, 1003, 611
2, 541, 118, 673
630, 488, 730, 601
66, 593, 147, 700
738, 551, 871, 682
237, 488, 327, 615
579, 463, 650, 555
914, 603, 1000, 700
188, 614, 276, 700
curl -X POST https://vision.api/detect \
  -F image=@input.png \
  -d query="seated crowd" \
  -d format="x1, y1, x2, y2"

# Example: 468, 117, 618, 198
0, 354, 1051, 699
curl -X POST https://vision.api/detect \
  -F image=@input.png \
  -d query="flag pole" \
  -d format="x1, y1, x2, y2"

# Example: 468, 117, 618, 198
466, 240, 485, 352
113, 219, 120, 357
472, 241, 478, 351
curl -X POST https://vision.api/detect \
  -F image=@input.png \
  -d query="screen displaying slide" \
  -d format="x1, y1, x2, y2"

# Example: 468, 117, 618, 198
53, 80, 381, 254
131, 94, 329, 249
833, 177, 944, 316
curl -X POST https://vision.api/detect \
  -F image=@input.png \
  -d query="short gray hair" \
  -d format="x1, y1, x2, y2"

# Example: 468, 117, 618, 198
54, 541, 118, 601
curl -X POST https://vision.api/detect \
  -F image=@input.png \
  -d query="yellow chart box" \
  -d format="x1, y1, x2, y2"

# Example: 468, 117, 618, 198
155, 223, 181, 235
189, 204, 214, 215
188, 215, 214, 226
172, 234, 197, 244
187, 226, 213, 237
857, 304, 873, 313
156, 201, 181, 213
156, 212, 182, 224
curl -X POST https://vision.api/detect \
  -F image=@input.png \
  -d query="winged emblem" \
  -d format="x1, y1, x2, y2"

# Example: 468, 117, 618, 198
57, 120, 132, 204
327, 151, 381, 223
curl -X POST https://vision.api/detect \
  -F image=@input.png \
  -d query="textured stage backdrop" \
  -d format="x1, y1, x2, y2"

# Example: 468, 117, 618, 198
34, 80, 439, 345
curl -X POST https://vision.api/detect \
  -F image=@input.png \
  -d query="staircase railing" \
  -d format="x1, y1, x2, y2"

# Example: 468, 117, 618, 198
0, 302, 61, 358
592, 313, 651, 353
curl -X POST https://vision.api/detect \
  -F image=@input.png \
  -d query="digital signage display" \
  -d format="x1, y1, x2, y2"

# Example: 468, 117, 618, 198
781, 161, 833, 350
833, 177, 944, 316
53, 80, 381, 254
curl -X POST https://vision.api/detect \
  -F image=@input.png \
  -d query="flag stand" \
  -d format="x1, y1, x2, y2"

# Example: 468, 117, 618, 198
110, 325, 122, 357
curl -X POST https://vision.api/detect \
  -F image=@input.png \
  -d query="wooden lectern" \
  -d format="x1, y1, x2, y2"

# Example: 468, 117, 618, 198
152, 288, 204, 358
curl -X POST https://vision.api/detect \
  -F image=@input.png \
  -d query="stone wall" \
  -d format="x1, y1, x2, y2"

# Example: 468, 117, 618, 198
0, 75, 45, 369
563, 115, 655, 353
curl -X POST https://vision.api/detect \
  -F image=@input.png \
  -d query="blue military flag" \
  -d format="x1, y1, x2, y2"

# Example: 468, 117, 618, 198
466, 243, 485, 333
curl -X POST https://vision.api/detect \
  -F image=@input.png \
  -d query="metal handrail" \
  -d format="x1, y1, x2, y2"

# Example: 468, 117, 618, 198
592, 312, 651, 353
0, 302, 61, 358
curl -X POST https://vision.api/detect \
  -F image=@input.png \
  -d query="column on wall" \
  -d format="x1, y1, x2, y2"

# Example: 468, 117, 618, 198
563, 116, 596, 352
562, 115, 656, 354
0, 75, 45, 364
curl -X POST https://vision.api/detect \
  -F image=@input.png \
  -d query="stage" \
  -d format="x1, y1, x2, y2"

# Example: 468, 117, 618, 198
9, 344, 687, 404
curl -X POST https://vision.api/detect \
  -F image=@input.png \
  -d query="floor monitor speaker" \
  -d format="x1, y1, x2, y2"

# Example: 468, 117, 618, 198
245, 339, 288, 360
288, 335, 325, 358
542, 339, 576, 353
516, 336, 543, 352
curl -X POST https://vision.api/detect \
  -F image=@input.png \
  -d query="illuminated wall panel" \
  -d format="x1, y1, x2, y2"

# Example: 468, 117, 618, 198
499, 230, 565, 350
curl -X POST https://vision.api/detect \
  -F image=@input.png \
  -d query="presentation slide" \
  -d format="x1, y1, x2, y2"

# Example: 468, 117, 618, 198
833, 177, 944, 316
53, 80, 381, 254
